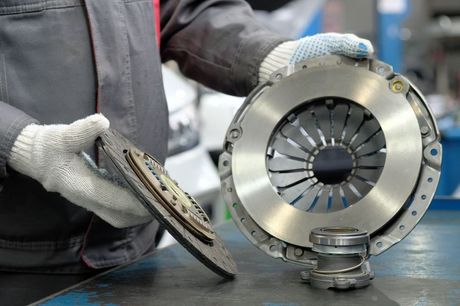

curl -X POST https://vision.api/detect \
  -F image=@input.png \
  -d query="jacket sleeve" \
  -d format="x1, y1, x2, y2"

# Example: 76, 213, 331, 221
0, 102, 37, 178
160, 0, 288, 96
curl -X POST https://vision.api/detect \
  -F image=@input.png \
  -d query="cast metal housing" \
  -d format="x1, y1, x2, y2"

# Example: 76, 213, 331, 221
219, 55, 441, 266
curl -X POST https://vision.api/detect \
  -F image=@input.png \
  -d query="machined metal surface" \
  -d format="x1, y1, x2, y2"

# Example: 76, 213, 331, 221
219, 55, 442, 267
98, 129, 237, 279
310, 227, 369, 247
303, 226, 374, 289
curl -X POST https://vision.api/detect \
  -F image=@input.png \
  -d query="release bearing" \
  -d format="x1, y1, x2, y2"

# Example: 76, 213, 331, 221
301, 227, 373, 289
219, 55, 441, 289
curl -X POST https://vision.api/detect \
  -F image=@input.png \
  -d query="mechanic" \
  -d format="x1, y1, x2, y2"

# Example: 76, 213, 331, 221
0, 0, 373, 273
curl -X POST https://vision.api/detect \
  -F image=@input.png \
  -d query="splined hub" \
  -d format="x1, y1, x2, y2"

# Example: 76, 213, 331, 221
219, 55, 442, 269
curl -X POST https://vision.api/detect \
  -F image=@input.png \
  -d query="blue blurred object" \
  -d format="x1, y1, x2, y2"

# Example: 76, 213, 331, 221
430, 197, 460, 210
436, 127, 460, 198
299, 7, 324, 37
377, 0, 410, 72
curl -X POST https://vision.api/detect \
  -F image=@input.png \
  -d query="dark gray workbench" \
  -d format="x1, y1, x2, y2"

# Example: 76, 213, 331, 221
32, 210, 460, 306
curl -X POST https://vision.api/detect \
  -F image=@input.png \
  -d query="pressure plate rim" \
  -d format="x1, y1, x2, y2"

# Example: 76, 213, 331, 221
230, 61, 423, 248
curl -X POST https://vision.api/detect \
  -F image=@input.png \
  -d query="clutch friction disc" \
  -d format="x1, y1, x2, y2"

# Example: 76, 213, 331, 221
126, 148, 216, 242
98, 129, 237, 278
219, 55, 442, 265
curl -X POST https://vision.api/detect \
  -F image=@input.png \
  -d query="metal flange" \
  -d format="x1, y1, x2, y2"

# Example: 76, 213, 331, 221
219, 55, 441, 266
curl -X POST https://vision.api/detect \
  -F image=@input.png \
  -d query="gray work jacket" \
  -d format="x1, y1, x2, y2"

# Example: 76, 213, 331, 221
0, 0, 286, 272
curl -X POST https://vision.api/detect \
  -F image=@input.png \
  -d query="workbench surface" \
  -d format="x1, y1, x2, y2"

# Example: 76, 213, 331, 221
28, 211, 460, 305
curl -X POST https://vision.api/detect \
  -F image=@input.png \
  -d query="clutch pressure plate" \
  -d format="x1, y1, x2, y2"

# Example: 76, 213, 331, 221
219, 55, 441, 287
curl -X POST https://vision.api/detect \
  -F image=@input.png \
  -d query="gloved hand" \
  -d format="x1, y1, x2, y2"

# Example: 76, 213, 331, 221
7, 114, 152, 228
259, 32, 374, 83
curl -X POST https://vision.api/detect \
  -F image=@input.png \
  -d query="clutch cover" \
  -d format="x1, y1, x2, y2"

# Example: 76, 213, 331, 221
219, 55, 441, 266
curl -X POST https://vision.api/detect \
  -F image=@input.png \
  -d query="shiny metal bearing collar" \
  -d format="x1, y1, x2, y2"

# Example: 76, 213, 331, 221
219, 55, 441, 265
304, 227, 373, 289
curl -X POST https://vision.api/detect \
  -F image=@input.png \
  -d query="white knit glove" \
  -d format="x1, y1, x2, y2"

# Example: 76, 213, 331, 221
7, 114, 152, 228
259, 32, 374, 83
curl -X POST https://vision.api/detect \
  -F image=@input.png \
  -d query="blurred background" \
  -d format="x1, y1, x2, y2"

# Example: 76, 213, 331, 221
159, 0, 460, 246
